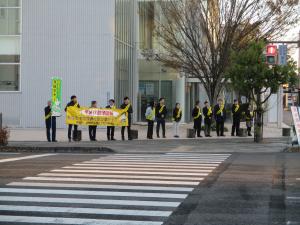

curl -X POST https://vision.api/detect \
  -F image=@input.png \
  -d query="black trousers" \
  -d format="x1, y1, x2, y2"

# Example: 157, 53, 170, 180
194, 120, 202, 137
46, 117, 56, 141
156, 118, 166, 137
89, 126, 97, 141
216, 121, 224, 136
121, 125, 132, 140
231, 118, 240, 136
68, 124, 78, 140
147, 120, 154, 139
107, 126, 115, 140
204, 119, 211, 136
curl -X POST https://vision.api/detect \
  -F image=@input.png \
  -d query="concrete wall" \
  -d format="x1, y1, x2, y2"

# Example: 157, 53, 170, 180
0, 0, 115, 128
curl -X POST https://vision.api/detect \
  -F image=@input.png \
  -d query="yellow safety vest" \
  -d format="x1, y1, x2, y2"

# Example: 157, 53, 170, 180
176, 109, 182, 119
159, 105, 165, 114
111, 105, 116, 109
124, 104, 131, 112
217, 105, 224, 115
44, 112, 51, 120
146, 108, 155, 120
234, 104, 240, 113
207, 107, 212, 116
194, 107, 202, 119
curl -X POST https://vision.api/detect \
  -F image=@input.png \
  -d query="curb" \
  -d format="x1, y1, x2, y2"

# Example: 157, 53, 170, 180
0, 146, 114, 153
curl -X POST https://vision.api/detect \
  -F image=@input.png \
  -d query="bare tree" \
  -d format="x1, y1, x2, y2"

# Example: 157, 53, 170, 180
151, 0, 299, 105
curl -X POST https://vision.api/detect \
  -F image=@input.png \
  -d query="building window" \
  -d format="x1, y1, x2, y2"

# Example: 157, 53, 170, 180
0, 0, 21, 91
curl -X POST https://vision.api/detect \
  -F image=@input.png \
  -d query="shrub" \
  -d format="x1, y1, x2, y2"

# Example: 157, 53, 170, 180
0, 127, 9, 146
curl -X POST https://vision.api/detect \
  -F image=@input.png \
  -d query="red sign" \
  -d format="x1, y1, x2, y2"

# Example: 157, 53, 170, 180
266, 45, 277, 56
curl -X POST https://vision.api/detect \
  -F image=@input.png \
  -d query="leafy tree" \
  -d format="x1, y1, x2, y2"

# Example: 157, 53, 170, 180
150, 0, 299, 105
226, 41, 298, 142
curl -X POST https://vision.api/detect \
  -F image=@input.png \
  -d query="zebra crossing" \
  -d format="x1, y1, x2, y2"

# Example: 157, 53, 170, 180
0, 153, 231, 225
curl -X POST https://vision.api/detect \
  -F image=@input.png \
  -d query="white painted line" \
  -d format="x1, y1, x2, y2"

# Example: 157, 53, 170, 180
105, 156, 229, 160
91, 160, 224, 163
165, 153, 231, 156
7, 182, 194, 192
286, 196, 300, 200
73, 162, 219, 169
52, 169, 213, 176
24, 176, 201, 185
0, 196, 180, 207
0, 154, 56, 163
0, 188, 187, 199
38, 173, 208, 181
0, 216, 163, 225
0, 205, 171, 217
65, 165, 216, 172
296, 178, 300, 181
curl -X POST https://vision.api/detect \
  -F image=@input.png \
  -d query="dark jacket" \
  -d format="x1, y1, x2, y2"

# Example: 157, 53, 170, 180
192, 107, 202, 122
214, 104, 226, 122
172, 108, 182, 122
156, 104, 167, 120
203, 106, 213, 122
232, 104, 241, 120
65, 101, 80, 112
106, 105, 116, 109
44, 106, 51, 125
120, 103, 133, 124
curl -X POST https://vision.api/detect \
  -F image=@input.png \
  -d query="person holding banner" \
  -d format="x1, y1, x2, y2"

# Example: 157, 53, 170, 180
145, 101, 156, 139
156, 98, 167, 138
106, 99, 116, 141
44, 100, 57, 142
120, 97, 133, 141
192, 101, 202, 138
88, 101, 98, 141
65, 95, 80, 142
172, 103, 182, 138
214, 98, 226, 137
231, 99, 241, 136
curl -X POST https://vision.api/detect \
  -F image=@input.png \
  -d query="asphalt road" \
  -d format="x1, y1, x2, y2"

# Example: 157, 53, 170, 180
0, 149, 299, 225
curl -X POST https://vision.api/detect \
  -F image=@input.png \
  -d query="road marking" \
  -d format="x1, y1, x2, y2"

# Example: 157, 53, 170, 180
64, 165, 216, 171
38, 172, 208, 181
286, 196, 300, 200
0, 188, 187, 199
7, 182, 194, 192
296, 178, 300, 181
73, 162, 219, 169
52, 169, 213, 176
0, 205, 171, 217
0, 154, 56, 163
105, 156, 229, 160
0, 196, 180, 207
24, 176, 201, 185
91, 159, 224, 163
0, 216, 163, 225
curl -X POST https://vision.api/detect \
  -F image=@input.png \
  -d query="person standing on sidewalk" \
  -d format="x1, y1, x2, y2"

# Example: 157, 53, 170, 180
44, 100, 57, 142
192, 101, 202, 138
106, 99, 116, 141
145, 101, 156, 139
245, 104, 253, 136
88, 101, 97, 141
120, 97, 133, 141
214, 98, 226, 137
203, 101, 212, 137
231, 99, 241, 136
65, 95, 80, 142
172, 103, 182, 138
156, 98, 167, 138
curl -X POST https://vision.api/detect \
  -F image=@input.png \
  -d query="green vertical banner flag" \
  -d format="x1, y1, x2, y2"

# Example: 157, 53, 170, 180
51, 77, 62, 117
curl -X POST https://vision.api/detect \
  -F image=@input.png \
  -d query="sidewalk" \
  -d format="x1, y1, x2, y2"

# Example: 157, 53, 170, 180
7, 122, 286, 142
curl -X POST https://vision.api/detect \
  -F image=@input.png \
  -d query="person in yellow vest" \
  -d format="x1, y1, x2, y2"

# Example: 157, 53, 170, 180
88, 101, 97, 141
106, 99, 116, 141
156, 98, 167, 138
245, 104, 253, 136
172, 103, 182, 138
214, 98, 226, 137
120, 97, 133, 141
231, 99, 241, 136
44, 100, 57, 142
192, 100, 202, 138
145, 101, 156, 139
65, 95, 80, 142
202, 100, 212, 137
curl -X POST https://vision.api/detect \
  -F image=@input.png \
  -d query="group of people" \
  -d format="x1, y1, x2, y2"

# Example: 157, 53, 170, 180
45, 95, 133, 142
44, 95, 253, 142
145, 98, 253, 139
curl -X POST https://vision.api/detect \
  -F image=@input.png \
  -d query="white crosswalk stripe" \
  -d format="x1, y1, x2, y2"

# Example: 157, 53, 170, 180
0, 153, 230, 225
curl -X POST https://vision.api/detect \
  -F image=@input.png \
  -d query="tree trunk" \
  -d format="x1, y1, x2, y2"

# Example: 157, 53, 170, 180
254, 92, 263, 143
